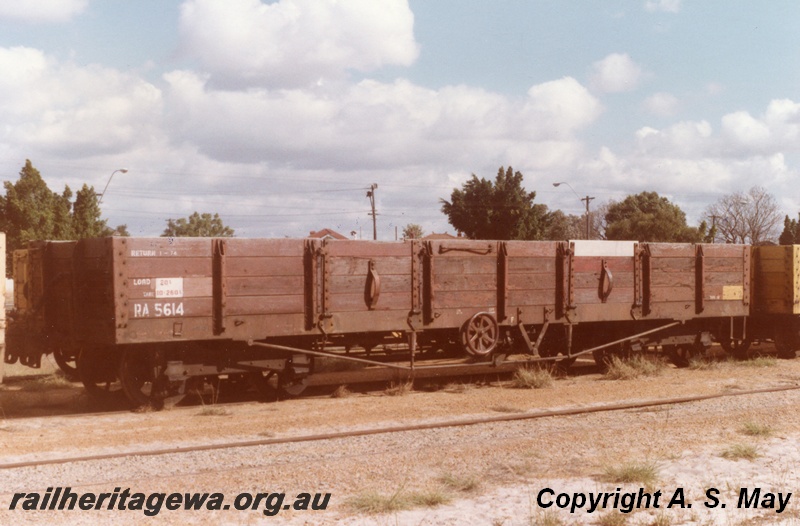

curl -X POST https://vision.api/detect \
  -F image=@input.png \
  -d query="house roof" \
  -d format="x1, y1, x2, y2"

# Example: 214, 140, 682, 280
308, 228, 349, 240
422, 232, 459, 240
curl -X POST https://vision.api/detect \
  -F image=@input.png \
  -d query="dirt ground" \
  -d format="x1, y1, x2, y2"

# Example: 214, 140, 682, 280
2, 351, 800, 525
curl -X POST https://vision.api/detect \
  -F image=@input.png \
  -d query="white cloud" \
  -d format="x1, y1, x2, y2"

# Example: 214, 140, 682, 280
0, 46, 163, 158
178, 0, 419, 88
644, 0, 682, 13
721, 111, 771, 151
0, 0, 88, 23
589, 53, 643, 93
643, 92, 679, 117
162, 72, 601, 172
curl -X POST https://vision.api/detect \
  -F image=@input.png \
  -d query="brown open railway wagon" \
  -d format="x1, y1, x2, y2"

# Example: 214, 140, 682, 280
4, 236, 779, 408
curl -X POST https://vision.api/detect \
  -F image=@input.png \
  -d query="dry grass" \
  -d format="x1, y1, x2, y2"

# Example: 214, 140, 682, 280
720, 443, 759, 461
384, 381, 414, 397
602, 461, 659, 486
734, 356, 777, 368
197, 405, 230, 416
739, 420, 774, 437
510, 367, 554, 389
605, 356, 665, 380
443, 382, 473, 394
597, 512, 629, 526
688, 356, 718, 370
17, 374, 74, 391
438, 472, 481, 493
346, 486, 451, 514
530, 510, 565, 526
331, 385, 352, 398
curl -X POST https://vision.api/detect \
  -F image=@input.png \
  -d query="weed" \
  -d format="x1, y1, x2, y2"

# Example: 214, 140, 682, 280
643, 512, 672, 526
384, 381, 413, 397
531, 509, 564, 526
720, 443, 759, 461
688, 356, 717, 370
511, 367, 554, 389
18, 374, 74, 391
331, 385, 351, 398
602, 461, 659, 486
735, 356, 777, 368
443, 382, 472, 394
605, 356, 665, 380
597, 512, 628, 526
197, 405, 230, 416
407, 489, 451, 507
345, 486, 450, 514
439, 472, 481, 493
740, 421, 773, 437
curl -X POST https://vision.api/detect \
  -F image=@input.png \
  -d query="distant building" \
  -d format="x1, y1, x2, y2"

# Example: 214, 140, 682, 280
308, 228, 348, 240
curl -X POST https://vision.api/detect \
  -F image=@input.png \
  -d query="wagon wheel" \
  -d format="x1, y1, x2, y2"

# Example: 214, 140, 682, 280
77, 347, 121, 398
119, 348, 162, 409
775, 324, 799, 359
592, 350, 613, 370
460, 312, 499, 357
719, 338, 751, 359
279, 375, 309, 397
219, 374, 252, 399
249, 371, 278, 402
667, 345, 696, 368
53, 347, 79, 381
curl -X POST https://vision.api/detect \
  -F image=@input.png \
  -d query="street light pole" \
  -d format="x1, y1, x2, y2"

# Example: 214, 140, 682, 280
99, 169, 128, 204
553, 182, 594, 240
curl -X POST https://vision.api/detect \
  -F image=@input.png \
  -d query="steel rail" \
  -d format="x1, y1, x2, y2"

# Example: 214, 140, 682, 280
2, 383, 798, 471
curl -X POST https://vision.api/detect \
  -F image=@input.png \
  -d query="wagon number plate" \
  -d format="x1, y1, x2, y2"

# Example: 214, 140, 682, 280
131, 277, 186, 318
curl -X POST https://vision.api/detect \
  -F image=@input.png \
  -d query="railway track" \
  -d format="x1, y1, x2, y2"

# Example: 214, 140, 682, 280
3, 383, 797, 472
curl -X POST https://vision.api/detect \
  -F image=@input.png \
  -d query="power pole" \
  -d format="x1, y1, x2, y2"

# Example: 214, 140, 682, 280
366, 184, 378, 240
581, 195, 595, 240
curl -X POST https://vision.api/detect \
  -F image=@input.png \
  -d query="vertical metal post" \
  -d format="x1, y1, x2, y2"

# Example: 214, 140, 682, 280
582, 195, 595, 240
367, 184, 378, 240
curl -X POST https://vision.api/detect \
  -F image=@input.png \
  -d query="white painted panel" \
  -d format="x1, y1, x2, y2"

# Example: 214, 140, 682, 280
571, 240, 636, 257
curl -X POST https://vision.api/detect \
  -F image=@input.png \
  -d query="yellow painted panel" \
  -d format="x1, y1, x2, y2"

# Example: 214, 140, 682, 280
722, 285, 743, 300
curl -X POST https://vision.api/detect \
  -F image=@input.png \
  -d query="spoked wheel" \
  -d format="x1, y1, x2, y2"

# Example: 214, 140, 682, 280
719, 338, 751, 359
461, 312, 499, 357
77, 347, 122, 398
53, 348, 79, 381
118, 348, 162, 409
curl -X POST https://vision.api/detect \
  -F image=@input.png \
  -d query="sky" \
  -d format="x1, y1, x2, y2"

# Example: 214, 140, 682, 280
0, 0, 798, 239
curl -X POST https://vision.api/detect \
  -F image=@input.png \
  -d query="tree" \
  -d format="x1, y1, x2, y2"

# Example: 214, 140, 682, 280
440, 166, 548, 240
604, 191, 703, 242
540, 210, 582, 240
779, 214, 799, 245
0, 160, 73, 274
704, 186, 782, 245
162, 212, 235, 237
0, 160, 129, 275
402, 223, 424, 240
72, 184, 109, 238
